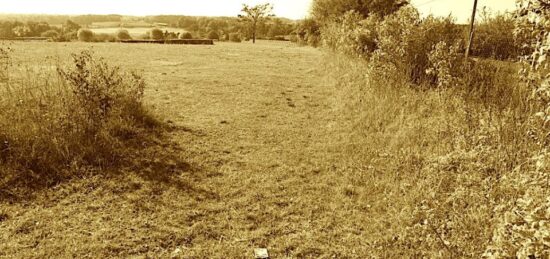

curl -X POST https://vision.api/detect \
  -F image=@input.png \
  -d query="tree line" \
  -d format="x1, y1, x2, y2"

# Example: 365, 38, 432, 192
0, 14, 297, 42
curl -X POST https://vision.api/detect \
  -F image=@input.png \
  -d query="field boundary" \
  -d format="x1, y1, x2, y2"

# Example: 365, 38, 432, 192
121, 39, 214, 45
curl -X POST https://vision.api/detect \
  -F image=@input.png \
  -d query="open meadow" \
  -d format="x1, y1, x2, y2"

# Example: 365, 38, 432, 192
0, 41, 369, 258
1, 0, 549, 257
1, 12, 549, 259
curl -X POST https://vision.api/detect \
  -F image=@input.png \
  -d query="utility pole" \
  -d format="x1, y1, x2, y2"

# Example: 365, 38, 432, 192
465, 0, 479, 59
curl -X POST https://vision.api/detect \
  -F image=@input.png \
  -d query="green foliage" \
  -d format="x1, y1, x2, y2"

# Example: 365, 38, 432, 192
77, 29, 94, 42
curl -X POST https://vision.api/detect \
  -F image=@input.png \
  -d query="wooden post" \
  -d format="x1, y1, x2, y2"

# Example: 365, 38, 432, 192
465, 0, 479, 59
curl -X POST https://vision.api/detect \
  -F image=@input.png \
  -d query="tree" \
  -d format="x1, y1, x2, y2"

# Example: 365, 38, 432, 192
311, 0, 408, 24
207, 30, 220, 40
64, 20, 81, 33
77, 29, 94, 42
238, 3, 274, 43
149, 28, 164, 40
116, 29, 132, 40
180, 32, 193, 39
12, 26, 31, 37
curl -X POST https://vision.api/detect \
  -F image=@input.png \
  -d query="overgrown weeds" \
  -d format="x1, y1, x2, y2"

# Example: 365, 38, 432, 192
319, 1, 548, 257
0, 48, 161, 193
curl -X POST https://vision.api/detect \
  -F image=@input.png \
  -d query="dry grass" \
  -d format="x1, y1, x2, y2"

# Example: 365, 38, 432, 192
1, 40, 543, 258
0, 41, 362, 258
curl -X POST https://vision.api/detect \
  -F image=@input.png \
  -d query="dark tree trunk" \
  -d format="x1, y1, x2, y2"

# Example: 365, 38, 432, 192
253, 21, 257, 44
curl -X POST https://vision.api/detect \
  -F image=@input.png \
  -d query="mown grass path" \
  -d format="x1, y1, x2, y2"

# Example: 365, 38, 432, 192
1, 41, 375, 258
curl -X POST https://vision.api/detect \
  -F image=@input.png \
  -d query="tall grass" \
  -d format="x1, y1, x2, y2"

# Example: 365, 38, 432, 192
325, 51, 542, 257
318, 3, 548, 257
0, 47, 160, 191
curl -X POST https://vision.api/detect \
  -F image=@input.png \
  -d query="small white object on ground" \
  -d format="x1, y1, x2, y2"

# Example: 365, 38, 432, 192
254, 248, 269, 259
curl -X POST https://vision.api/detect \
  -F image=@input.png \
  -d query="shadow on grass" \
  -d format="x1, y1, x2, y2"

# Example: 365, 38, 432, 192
0, 122, 218, 203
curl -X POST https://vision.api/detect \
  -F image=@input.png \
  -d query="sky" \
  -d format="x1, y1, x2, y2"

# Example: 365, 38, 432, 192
411, 0, 517, 23
0, 0, 517, 21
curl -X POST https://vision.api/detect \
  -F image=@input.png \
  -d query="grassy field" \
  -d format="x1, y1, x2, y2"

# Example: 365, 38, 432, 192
0, 41, 368, 258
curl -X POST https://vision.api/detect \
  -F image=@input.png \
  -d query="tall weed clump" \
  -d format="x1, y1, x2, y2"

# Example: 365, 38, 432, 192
0, 49, 159, 189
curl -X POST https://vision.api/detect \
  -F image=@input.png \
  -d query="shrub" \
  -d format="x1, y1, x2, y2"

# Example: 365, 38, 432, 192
322, 11, 378, 57
295, 18, 321, 47
116, 29, 132, 40
207, 30, 219, 40
62, 31, 78, 41
229, 33, 242, 43
180, 32, 193, 39
149, 28, 164, 40
77, 29, 94, 42
0, 50, 158, 188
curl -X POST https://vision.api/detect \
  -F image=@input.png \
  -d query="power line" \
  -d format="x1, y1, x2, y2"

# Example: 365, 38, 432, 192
415, 0, 445, 7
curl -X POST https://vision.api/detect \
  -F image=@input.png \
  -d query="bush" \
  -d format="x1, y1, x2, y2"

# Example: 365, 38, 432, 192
77, 29, 94, 42
295, 18, 321, 47
116, 29, 132, 41
207, 30, 219, 40
179, 32, 193, 39
0, 50, 158, 189
228, 33, 242, 43
322, 11, 378, 56
149, 28, 164, 40
61, 31, 78, 41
